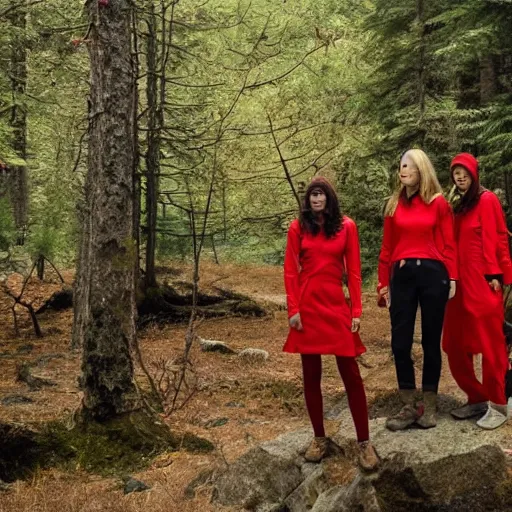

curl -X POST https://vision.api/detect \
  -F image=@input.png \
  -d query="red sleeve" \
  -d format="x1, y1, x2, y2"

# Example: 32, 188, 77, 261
437, 198, 458, 280
377, 215, 394, 290
480, 192, 512, 284
344, 218, 363, 318
283, 219, 301, 318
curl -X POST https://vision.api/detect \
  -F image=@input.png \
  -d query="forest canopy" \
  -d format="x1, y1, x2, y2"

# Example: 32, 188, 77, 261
0, 0, 511, 280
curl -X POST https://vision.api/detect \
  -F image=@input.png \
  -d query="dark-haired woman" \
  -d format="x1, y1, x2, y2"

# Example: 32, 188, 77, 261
284, 176, 379, 470
443, 153, 512, 429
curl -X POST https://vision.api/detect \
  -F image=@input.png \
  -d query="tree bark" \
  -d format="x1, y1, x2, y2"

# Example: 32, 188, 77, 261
8, 3, 29, 245
75, 0, 139, 420
479, 54, 497, 105
144, 4, 160, 289
416, 0, 426, 146
36, 255, 44, 280
132, 7, 141, 286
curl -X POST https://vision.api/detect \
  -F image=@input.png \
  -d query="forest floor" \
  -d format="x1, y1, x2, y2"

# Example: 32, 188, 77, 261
0, 260, 508, 512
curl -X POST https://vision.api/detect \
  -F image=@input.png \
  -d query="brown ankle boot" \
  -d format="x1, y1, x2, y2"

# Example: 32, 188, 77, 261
304, 437, 329, 462
386, 389, 422, 431
358, 441, 380, 472
416, 391, 437, 429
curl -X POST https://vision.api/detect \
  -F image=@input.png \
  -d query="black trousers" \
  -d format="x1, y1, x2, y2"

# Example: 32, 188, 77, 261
390, 258, 450, 393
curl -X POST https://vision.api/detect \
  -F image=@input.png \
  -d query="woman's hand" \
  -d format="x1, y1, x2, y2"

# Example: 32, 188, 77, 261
378, 286, 390, 308
449, 280, 456, 300
489, 279, 501, 292
351, 318, 361, 333
289, 312, 303, 331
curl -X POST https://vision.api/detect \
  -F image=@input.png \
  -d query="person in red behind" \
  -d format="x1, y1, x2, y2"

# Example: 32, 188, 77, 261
284, 176, 379, 470
442, 153, 512, 429
377, 149, 458, 431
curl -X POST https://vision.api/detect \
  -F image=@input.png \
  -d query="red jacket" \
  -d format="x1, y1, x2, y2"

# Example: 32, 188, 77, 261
378, 194, 458, 290
443, 188, 512, 354
283, 216, 365, 356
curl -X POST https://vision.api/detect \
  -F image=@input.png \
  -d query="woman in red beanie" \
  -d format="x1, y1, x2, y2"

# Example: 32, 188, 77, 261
377, 149, 457, 431
443, 153, 512, 429
284, 177, 379, 470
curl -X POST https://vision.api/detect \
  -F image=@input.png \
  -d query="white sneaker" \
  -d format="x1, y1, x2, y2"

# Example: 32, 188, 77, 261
476, 403, 508, 430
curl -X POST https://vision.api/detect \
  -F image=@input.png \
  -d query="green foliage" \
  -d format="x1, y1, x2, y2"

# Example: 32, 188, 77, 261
0, 196, 15, 251
1, 0, 512, 282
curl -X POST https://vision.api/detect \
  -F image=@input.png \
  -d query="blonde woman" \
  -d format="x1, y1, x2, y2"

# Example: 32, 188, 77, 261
377, 149, 457, 430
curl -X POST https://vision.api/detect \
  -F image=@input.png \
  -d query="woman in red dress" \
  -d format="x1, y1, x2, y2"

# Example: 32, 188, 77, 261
377, 149, 458, 431
284, 176, 379, 470
442, 153, 512, 429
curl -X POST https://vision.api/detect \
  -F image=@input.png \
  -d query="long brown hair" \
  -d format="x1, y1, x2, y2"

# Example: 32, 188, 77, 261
299, 177, 342, 238
451, 180, 485, 215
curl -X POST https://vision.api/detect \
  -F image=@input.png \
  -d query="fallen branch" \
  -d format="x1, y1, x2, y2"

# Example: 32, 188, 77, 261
16, 362, 57, 391
2, 270, 43, 338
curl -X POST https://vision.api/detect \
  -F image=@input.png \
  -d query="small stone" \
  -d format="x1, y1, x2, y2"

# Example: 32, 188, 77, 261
198, 337, 236, 355
1, 395, 34, 406
205, 417, 229, 428
225, 401, 245, 408
16, 344, 34, 354
238, 348, 269, 364
123, 477, 151, 494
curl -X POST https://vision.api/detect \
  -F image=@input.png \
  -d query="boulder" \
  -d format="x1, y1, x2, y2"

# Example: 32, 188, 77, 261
334, 408, 511, 512
210, 408, 512, 512
213, 429, 311, 510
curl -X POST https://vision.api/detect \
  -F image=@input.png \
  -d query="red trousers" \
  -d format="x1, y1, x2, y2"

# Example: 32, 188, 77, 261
301, 354, 369, 442
447, 331, 509, 406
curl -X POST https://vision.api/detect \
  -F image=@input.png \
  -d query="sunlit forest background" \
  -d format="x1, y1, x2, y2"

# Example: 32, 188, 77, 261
1, 0, 511, 280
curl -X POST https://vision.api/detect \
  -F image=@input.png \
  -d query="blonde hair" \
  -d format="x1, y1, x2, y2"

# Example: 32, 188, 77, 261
384, 149, 443, 216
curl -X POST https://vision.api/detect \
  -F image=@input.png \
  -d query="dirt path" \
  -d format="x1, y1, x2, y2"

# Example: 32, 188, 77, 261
0, 261, 500, 512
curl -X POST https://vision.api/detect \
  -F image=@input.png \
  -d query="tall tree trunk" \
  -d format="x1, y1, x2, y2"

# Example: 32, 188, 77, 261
479, 54, 497, 105
144, 4, 159, 289
9, 3, 28, 245
75, 0, 138, 420
132, 7, 141, 287
416, 0, 426, 146
222, 175, 227, 241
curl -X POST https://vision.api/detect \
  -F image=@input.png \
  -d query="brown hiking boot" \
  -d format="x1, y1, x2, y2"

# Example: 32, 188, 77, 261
304, 437, 329, 462
358, 441, 380, 472
386, 389, 422, 431
416, 391, 437, 429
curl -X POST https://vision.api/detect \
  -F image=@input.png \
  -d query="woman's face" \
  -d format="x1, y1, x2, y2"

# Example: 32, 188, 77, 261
309, 187, 327, 213
452, 166, 472, 192
399, 153, 420, 188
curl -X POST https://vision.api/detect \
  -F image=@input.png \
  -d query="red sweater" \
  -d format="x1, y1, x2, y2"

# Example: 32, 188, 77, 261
378, 193, 458, 289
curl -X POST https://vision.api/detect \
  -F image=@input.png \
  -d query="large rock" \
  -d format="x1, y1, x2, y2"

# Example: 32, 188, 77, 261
334, 411, 511, 512
310, 475, 381, 512
210, 407, 512, 512
213, 429, 311, 510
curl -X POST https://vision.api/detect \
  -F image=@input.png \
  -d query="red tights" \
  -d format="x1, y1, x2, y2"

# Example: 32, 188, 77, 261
300, 354, 369, 442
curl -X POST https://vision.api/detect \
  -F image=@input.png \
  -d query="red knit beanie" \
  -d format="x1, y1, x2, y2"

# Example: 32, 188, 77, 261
450, 153, 478, 182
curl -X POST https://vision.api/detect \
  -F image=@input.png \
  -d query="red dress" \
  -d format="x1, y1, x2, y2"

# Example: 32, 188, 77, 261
283, 216, 365, 356
443, 190, 512, 355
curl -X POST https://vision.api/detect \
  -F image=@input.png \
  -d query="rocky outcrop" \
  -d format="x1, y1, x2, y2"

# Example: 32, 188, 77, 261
209, 404, 512, 512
